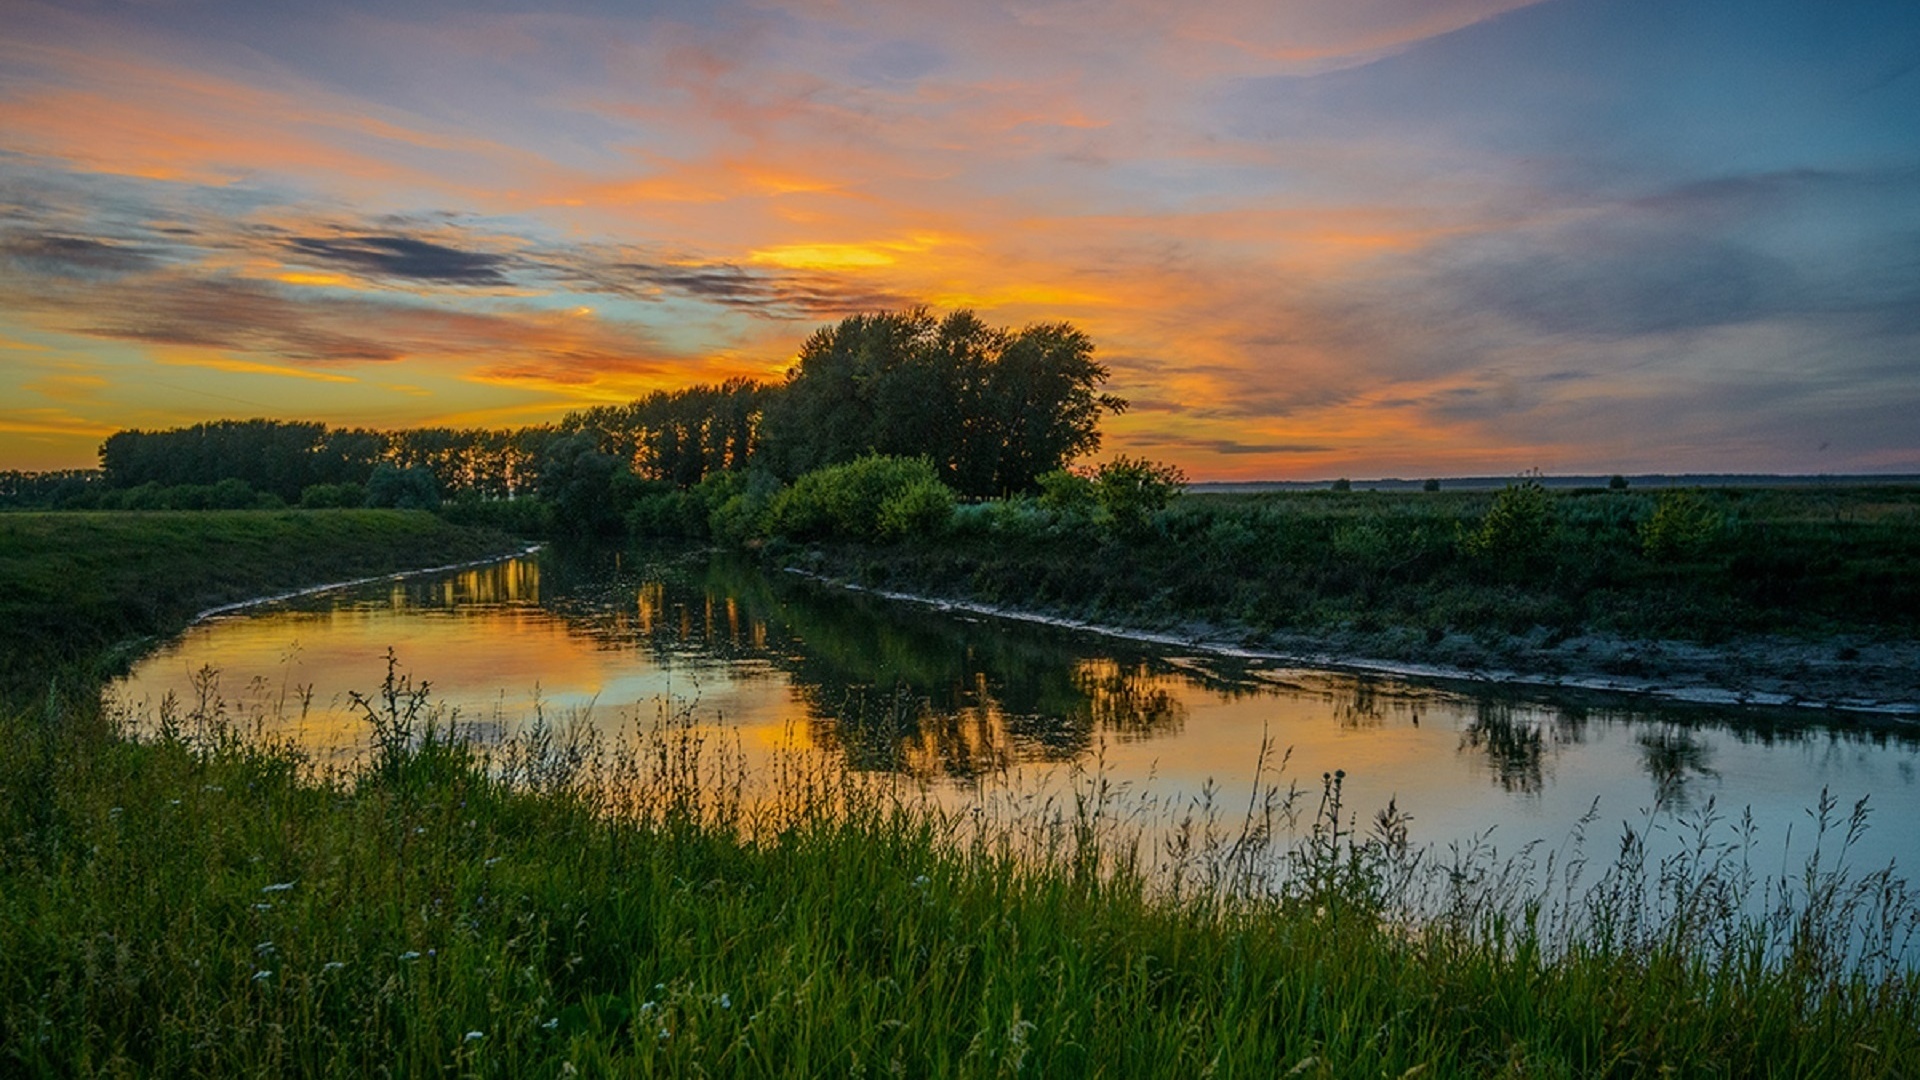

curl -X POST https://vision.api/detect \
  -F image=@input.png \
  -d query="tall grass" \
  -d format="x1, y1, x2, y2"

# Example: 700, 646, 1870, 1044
4, 661, 1916, 1077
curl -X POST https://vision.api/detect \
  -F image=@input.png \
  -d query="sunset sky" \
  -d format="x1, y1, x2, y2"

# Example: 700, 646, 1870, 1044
3, 0, 1916, 479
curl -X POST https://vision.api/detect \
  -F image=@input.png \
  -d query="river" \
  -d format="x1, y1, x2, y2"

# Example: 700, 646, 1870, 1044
112, 547, 1920, 885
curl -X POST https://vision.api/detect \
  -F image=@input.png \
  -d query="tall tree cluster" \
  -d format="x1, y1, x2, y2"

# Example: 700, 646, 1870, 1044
87, 309, 1123, 503
561, 377, 765, 489
760, 309, 1125, 497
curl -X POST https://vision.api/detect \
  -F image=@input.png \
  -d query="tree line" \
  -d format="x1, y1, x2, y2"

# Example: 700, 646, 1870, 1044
3, 308, 1129, 515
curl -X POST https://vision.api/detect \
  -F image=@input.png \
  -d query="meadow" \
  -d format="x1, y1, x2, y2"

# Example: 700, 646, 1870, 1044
0, 510, 522, 692
2, 509, 1918, 1075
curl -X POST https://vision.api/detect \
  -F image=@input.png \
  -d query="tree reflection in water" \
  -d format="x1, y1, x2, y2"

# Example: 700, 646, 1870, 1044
1459, 700, 1592, 795
1638, 725, 1718, 811
503, 546, 1913, 798
553, 549, 1193, 778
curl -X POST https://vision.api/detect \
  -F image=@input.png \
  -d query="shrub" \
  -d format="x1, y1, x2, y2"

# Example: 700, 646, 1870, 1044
1423, 478, 1441, 493
364, 463, 442, 512
1331, 477, 1352, 492
1642, 490, 1721, 562
300, 482, 366, 509
1461, 478, 1553, 565
1035, 468, 1098, 517
770, 455, 951, 542
876, 477, 955, 539
1093, 456, 1186, 535
704, 471, 783, 545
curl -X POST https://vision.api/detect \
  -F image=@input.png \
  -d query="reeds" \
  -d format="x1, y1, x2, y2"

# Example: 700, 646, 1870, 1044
3, 667, 1916, 1076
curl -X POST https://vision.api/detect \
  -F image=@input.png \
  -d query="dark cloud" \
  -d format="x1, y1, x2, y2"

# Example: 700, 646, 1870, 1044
285, 235, 510, 284
0, 233, 158, 277
550, 251, 912, 319
1127, 434, 1333, 456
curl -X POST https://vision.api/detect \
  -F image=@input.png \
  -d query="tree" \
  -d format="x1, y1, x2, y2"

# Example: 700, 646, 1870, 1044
537, 432, 626, 537
363, 463, 441, 511
760, 308, 1124, 497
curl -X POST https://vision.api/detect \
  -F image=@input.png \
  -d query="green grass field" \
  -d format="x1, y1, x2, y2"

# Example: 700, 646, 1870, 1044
0, 510, 523, 690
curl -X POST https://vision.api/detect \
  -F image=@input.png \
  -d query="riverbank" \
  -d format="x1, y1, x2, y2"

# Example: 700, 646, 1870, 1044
2, 511, 1916, 1075
795, 569, 1920, 716
771, 485, 1920, 716
0, 509, 526, 692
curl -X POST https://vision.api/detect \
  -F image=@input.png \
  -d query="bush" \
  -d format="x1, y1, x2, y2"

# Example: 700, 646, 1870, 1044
704, 471, 783, 545
364, 464, 442, 512
300, 482, 366, 509
876, 477, 956, 539
769, 455, 952, 542
440, 493, 553, 536
1093, 456, 1186, 535
1461, 478, 1553, 566
1642, 490, 1721, 562
1035, 468, 1098, 517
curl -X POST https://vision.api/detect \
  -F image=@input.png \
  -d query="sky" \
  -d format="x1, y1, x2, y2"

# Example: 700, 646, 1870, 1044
2, 0, 1917, 479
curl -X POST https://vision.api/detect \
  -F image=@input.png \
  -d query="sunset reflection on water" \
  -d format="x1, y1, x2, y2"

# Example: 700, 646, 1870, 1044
113, 551, 1920, 872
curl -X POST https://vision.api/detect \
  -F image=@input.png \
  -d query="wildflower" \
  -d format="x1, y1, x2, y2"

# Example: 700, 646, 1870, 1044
485, 856, 502, 867
254, 942, 275, 954
542, 1017, 559, 1031
912, 874, 930, 889
252, 903, 273, 912
323, 961, 346, 972
464, 1031, 485, 1042
261, 881, 295, 893
252, 970, 272, 981
719, 992, 732, 1010
399, 950, 422, 961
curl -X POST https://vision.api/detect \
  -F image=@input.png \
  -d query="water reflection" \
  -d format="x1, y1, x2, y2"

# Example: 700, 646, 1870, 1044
113, 548, 1920, 870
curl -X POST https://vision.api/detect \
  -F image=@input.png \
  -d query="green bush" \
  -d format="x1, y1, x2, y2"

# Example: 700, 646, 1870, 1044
364, 463, 442, 512
1642, 490, 1722, 562
1460, 478, 1553, 566
299, 482, 366, 509
1035, 468, 1098, 517
876, 477, 956, 539
769, 455, 951, 542
1093, 456, 1186, 535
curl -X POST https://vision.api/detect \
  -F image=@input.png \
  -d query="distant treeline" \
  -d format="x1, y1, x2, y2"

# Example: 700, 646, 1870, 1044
0, 308, 1124, 514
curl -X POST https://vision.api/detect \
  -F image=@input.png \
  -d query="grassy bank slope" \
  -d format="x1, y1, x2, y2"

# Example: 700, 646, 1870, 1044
0, 510, 523, 687
782, 485, 1920, 700
4, 695, 1916, 1077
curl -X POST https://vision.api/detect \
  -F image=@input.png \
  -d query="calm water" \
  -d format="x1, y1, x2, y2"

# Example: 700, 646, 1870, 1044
114, 548, 1920, 877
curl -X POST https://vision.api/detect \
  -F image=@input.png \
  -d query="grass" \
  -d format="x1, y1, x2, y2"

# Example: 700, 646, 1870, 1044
0, 509, 524, 690
3, 672, 1917, 1076
792, 484, 1920, 653
3, 504, 1918, 1076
